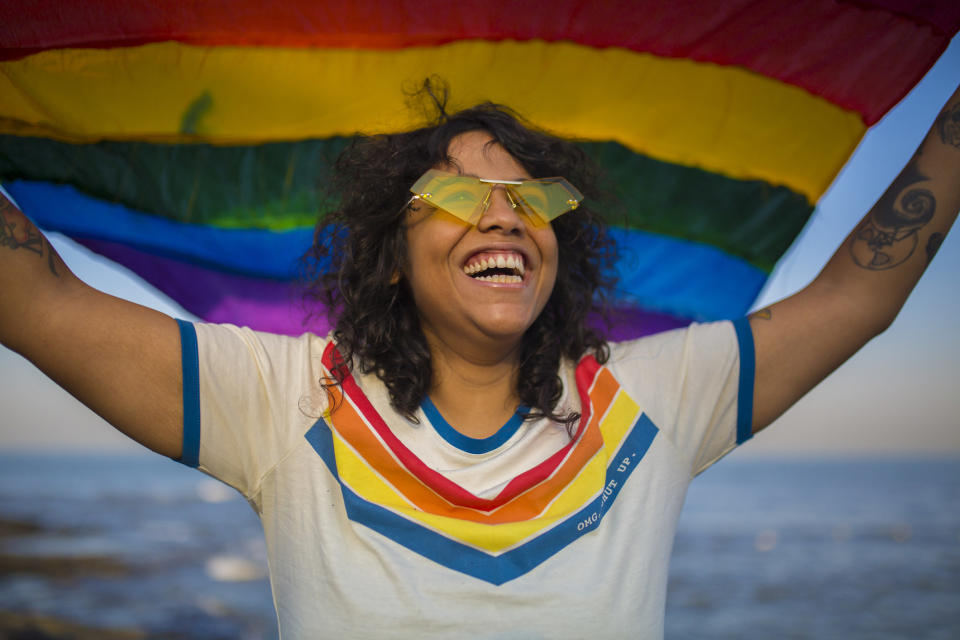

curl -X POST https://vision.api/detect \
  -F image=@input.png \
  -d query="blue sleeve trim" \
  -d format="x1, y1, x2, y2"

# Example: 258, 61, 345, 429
176, 319, 201, 467
732, 317, 755, 445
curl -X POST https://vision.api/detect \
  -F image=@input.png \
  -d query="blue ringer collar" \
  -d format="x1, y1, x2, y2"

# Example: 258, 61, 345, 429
421, 396, 530, 454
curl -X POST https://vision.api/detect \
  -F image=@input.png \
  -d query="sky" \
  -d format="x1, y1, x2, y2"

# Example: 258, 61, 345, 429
1, 38, 958, 457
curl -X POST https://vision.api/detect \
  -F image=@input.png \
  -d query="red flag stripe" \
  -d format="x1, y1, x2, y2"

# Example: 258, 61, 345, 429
3, 1, 957, 124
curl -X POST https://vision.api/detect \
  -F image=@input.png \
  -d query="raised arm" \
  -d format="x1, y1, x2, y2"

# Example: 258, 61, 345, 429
0, 193, 184, 457
750, 85, 960, 432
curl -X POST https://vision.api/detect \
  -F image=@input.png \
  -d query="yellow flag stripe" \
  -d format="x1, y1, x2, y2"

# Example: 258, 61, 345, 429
0, 40, 864, 201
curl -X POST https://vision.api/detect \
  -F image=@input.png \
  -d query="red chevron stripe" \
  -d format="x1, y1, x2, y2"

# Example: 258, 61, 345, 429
321, 342, 610, 511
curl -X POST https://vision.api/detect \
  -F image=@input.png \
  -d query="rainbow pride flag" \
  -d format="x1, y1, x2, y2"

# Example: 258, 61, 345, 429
1, 1, 957, 339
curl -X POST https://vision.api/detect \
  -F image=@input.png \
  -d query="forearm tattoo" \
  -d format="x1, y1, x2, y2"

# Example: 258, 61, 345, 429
937, 102, 960, 148
849, 100, 959, 271
925, 232, 944, 265
849, 157, 935, 270
0, 198, 59, 276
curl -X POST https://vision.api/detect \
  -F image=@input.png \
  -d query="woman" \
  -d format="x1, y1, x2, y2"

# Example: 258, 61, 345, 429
1, 90, 958, 637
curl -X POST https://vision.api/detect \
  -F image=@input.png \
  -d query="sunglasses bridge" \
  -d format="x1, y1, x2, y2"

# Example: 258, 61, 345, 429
477, 179, 524, 214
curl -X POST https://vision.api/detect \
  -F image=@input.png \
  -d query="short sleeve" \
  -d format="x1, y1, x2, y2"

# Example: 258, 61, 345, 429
605, 318, 754, 476
176, 321, 328, 498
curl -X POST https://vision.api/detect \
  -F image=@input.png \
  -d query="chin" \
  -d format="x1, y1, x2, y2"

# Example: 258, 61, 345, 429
473, 314, 541, 342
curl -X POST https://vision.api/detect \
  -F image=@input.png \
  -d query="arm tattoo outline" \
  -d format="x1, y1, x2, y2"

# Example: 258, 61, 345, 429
936, 102, 960, 149
849, 158, 936, 270
0, 199, 59, 277
925, 232, 944, 266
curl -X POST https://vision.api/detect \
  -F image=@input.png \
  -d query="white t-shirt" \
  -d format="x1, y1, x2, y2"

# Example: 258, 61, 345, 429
176, 318, 755, 639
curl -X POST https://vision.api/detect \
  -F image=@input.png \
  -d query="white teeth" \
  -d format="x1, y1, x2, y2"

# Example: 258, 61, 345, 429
505, 255, 525, 275
472, 274, 522, 283
461, 252, 526, 279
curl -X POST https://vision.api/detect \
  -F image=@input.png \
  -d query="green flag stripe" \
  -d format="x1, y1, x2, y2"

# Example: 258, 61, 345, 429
0, 136, 811, 271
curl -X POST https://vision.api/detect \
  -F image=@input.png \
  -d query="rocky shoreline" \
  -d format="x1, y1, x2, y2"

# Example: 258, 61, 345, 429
0, 611, 146, 639
0, 515, 145, 639
0, 515, 133, 578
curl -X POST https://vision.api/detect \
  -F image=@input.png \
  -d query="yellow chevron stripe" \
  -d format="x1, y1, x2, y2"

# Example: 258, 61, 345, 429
333, 386, 642, 553
593, 381, 641, 455
331, 428, 605, 553
0, 41, 864, 201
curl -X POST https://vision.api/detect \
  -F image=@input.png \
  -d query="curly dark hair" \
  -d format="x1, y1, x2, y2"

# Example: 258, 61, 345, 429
304, 89, 616, 427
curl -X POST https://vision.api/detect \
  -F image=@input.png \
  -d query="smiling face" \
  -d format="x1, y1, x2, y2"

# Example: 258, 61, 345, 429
403, 130, 559, 358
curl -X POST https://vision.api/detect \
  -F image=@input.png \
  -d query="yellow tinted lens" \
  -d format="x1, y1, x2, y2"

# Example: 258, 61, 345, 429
410, 170, 490, 223
410, 170, 583, 224
511, 178, 583, 222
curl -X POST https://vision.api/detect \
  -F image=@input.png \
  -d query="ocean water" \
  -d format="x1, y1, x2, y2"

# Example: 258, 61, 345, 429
0, 453, 957, 639
667, 458, 960, 640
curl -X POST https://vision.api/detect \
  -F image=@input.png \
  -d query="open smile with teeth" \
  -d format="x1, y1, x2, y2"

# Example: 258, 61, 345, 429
462, 252, 526, 283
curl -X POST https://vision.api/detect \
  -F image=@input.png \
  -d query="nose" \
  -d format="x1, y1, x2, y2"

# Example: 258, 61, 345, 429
476, 185, 524, 234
